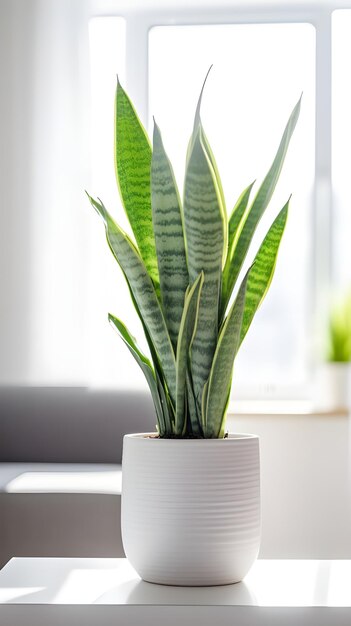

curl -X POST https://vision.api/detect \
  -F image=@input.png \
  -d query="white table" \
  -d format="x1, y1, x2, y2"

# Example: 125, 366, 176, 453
0, 558, 350, 625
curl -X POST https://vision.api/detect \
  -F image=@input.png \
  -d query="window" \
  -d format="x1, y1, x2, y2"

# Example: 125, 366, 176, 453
7, 1, 349, 400
149, 23, 315, 398
332, 10, 351, 291
88, 17, 137, 389
88, 4, 320, 399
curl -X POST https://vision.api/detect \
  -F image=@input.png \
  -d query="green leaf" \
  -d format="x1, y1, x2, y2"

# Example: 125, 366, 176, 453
183, 129, 225, 406
186, 67, 227, 263
156, 369, 174, 436
151, 121, 189, 348
87, 193, 176, 404
186, 370, 203, 436
220, 96, 301, 318
223, 181, 255, 288
175, 272, 204, 436
240, 199, 289, 345
205, 269, 250, 438
201, 379, 209, 431
186, 65, 213, 162
115, 80, 159, 289
327, 292, 351, 362
108, 314, 164, 431
217, 375, 233, 439
200, 127, 227, 231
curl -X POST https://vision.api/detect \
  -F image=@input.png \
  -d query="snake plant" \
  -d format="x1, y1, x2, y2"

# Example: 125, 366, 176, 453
87, 73, 300, 438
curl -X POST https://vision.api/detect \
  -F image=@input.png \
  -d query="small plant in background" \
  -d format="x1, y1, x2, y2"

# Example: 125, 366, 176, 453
87, 72, 300, 438
326, 292, 351, 363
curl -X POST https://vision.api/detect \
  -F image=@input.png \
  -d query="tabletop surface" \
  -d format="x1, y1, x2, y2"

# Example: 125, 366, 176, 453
0, 558, 350, 607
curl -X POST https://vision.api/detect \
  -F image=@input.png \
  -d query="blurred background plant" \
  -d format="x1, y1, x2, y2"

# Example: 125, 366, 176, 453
326, 292, 351, 363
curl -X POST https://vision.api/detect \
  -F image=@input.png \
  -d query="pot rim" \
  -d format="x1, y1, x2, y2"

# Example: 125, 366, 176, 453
124, 432, 258, 442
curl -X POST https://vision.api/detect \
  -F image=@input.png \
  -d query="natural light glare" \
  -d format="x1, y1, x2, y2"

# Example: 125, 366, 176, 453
327, 560, 351, 607
3, 559, 350, 607
149, 24, 315, 397
245, 560, 321, 606
52, 569, 125, 604
5, 470, 122, 494
89, 18, 149, 390
0, 588, 45, 603
332, 10, 351, 292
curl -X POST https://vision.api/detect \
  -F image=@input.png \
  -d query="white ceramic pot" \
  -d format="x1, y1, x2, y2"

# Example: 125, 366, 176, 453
121, 433, 260, 586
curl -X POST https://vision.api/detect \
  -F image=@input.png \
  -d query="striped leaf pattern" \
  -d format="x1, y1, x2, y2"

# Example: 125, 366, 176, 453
151, 121, 189, 348
221, 96, 301, 317
186, 67, 227, 261
205, 270, 251, 438
183, 129, 225, 407
115, 80, 159, 289
175, 272, 204, 435
156, 369, 174, 436
89, 75, 299, 438
87, 194, 176, 404
201, 126, 228, 260
186, 370, 202, 436
240, 199, 289, 345
186, 65, 212, 164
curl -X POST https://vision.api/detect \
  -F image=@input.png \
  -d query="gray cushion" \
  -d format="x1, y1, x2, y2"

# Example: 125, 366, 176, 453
0, 388, 156, 463
0, 463, 123, 569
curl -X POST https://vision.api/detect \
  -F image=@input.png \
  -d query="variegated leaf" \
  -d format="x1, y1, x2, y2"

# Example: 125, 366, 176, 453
240, 199, 289, 345
115, 80, 159, 289
87, 193, 176, 404
183, 129, 225, 406
205, 270, 250, 438
108, 314, 164, 431
222, 181, 255, 298
220, 96, 301, 317
151, 121, 189, 348
175, 272, 204, 435
156, 369, 174, 436
186, 67, 227, 261
186, 370, 202, 436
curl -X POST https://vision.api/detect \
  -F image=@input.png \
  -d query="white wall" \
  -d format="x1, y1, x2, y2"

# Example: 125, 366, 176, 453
0, 0, 91, 385
0, 0, 36, 382
228, 412, 351, 558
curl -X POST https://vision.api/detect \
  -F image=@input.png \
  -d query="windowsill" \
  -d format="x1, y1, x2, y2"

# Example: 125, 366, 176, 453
228, 400, 349, 417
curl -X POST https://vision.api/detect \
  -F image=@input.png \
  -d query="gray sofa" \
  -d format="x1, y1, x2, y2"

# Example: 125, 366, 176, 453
0, 387, 156, 569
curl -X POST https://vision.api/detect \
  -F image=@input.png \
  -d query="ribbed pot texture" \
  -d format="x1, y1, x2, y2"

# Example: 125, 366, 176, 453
121, 433, 260, 586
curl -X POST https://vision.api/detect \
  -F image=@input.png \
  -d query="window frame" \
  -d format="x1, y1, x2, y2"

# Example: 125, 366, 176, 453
88, 1, 349, 400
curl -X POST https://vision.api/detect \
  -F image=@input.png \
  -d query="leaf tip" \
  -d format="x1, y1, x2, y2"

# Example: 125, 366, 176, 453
293, 93, 303, 116
193, 65, 213, 131
152, 117, 163, 150
152, 115, 160, 133
116, 75, 125, 93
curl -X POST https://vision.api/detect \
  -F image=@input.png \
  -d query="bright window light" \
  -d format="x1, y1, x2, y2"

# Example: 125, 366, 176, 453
89, 17, 126, 210
149, 23, 315, 398
88, 17, 149, 390
5, 469, 122, 494
332, 10, 351, 292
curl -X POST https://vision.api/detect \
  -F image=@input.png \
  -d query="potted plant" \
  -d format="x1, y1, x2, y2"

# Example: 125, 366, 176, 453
315, 292, 351, 411
87, 72, 300, 586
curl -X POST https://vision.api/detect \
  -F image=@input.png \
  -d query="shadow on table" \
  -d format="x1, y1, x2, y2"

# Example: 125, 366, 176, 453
96, 576, 257, 606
